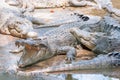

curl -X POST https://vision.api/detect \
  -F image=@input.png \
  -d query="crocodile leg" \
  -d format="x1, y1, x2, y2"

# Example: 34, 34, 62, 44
57, 46, 76, 61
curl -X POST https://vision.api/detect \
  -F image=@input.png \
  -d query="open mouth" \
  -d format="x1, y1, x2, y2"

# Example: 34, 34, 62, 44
15, 39, 41, 51
15, 39, 44, 68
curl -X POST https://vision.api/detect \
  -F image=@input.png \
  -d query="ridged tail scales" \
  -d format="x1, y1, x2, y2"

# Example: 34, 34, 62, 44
99, 16, 120, 35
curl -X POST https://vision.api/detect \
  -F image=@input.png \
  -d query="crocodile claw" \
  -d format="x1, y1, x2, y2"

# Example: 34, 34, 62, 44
65, 54, 76, 62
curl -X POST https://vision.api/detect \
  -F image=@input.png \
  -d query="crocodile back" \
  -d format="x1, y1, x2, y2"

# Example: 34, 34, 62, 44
99, 16, 120, 38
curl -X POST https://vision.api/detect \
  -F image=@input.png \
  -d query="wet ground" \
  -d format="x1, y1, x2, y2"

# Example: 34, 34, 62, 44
0, 0, 120, 80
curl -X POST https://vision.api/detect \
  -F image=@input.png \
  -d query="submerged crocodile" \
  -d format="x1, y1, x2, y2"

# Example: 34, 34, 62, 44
33, 52, 120, 73
13, 15, 101, 68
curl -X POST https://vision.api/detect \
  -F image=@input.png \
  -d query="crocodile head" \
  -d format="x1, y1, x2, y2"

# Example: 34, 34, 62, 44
16, 37, 50, 68
70, 28, 100, 50
0, 16, 36, 38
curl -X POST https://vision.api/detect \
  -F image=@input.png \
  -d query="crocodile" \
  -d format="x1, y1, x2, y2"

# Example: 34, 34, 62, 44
5, 0, 113, 12
5, 0, 97, 12
69, 15, 120, 54
32, 52, 120, 73
14, 15, 120, 68
1, 45, 119, 79
6, 0, 120, 18
0, 1, 47, 38
0, 1, 98, 36
12, 15, 101, 68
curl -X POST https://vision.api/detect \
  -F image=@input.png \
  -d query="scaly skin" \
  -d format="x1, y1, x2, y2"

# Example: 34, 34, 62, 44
14, 15, 120, 68
5, 67, 64, 80
70, 15, 120, 53
35, 13, 90, 28
0, 2, 46, 38
0, 7, 33, 38
34, 52, 120, 73
14, 15, 101, 68
5, 0, 112, 12
6, 0, 120, 17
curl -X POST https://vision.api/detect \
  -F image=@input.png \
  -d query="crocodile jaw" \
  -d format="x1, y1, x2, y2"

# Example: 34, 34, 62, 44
18, 47, 49, 68
17, 38, 50, 68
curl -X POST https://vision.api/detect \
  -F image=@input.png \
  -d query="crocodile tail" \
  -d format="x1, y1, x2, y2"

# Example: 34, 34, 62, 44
35, 63, 77, 73
31, 55, 115, 73
31, 59, 101, 73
